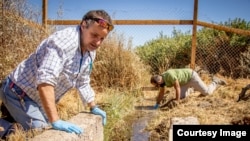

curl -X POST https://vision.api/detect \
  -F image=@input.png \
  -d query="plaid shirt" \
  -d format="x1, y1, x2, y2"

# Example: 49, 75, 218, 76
8, 25, 96, 105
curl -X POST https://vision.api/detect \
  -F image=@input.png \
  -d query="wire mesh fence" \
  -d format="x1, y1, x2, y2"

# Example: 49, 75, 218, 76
1, 0, 250, 80
195, 27, 250, 78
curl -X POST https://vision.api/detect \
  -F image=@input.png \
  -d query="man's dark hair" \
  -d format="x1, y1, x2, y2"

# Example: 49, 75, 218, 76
81, 9, 113, 25
150, 75, 161, 84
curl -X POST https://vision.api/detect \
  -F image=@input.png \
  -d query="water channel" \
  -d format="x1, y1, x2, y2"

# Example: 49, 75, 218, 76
130, 91, 158, 141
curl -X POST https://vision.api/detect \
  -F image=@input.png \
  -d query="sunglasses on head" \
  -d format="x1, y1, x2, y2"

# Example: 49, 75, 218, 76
87, 18, 114, 31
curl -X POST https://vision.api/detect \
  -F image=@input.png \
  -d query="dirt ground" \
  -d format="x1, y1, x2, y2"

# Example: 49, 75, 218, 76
142, 77, 250, 141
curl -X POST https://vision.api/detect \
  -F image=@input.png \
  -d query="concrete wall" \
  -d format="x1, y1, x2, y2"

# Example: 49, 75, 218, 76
169, 116, 199, 141
31, 112, 103, 141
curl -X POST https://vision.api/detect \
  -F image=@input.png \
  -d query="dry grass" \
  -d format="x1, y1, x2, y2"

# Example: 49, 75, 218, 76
146, 75, 250, 141
92, 32, 150, 91
0, 0, 50, 80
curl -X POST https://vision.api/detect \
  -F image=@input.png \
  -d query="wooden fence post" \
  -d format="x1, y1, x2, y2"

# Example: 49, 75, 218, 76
42, 0, 48, 31
190, 0, 198, 69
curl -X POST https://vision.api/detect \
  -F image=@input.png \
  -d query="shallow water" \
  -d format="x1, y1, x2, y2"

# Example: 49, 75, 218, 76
131, 113, 151, 141
131, 104, 157, 141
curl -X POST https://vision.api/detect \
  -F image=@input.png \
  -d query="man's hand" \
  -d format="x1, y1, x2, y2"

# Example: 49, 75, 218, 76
91, 106, 106, 126
153, 103, 160, 109
52, 120, 83, 134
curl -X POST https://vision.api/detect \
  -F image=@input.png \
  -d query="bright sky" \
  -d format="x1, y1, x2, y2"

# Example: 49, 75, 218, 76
29, 0, 250, 47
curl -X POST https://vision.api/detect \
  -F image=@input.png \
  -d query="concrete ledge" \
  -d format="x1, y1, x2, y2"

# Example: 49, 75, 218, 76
31, 112, 103, 141
169, 116, 199, 141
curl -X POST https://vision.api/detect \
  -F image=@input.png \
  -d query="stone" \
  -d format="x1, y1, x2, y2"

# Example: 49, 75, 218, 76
169, 116, 199, 141
30, 112, 103, 141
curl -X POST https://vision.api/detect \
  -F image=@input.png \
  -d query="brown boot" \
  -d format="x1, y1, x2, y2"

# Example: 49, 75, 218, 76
3, 123, 24, 140
212, 77, 227, 85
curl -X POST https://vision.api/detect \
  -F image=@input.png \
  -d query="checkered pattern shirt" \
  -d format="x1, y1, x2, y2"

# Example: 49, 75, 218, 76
8, 25, 96, 105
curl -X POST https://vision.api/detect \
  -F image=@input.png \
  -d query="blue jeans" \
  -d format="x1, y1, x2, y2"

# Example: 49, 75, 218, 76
0, 77, 49, 137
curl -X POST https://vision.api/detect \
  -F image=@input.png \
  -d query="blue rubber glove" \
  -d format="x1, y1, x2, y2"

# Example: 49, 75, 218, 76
91, 106, 106, 126
51, 120, 83, 134
153, 103, 159, 109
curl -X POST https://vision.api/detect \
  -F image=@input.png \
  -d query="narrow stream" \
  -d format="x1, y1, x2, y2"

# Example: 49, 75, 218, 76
130, 111, 156, 141
130, 94, 158, 141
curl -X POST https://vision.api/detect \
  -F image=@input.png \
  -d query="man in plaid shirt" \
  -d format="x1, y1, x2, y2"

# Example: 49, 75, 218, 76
0, 9, 114, 137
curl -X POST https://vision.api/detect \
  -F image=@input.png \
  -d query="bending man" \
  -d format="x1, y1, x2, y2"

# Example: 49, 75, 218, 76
150, 68, 226, 109
0, 9, 114, 137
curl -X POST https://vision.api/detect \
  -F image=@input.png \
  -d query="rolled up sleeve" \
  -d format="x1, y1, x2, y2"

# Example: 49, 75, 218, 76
36, 39, 64, 86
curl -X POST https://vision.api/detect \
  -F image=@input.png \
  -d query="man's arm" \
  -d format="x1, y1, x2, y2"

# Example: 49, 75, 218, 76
38, 83, 83, 134
156, 87, 165, 104
38, 83, 59, 123
173, 80, 181, 101
88, 101, 96, 110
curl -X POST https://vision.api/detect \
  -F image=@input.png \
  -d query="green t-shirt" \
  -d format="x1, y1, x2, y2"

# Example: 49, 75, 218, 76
162, 68, 192, 87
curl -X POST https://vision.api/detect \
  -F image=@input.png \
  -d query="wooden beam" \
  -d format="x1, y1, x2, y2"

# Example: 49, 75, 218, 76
47, 20, 81, 25
45, 20, 250, 36
47, 20, 193, 25
197, 21, 250, 36
112, 20, 193, 25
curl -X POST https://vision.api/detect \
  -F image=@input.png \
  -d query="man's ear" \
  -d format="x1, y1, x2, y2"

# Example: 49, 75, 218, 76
157, 76, 162, 84
80, 21, 87, 30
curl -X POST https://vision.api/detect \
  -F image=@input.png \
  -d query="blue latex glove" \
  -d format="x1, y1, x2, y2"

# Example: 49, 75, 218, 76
52, 120, 83, 134
153, 103, 159, 109
91, 106, 106, 126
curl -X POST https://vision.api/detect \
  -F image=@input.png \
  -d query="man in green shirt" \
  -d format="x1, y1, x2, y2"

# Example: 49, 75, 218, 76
150, 68, 226, 109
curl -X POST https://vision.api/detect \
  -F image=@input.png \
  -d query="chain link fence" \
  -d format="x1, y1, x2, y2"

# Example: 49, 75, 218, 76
1, 0, 250, 80
107, 5, 250, 79
195, 27, 250, 78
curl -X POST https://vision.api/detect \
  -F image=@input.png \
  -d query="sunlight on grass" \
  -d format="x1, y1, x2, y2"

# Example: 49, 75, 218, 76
96, 89, 138, 141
